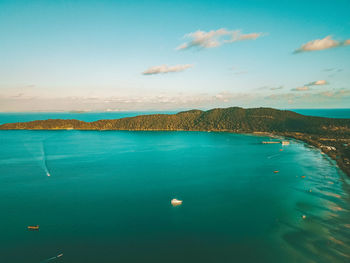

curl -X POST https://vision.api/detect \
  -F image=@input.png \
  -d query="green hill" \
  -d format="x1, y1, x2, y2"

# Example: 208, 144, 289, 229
0, 107, 349, 134
1, 107, 349, 176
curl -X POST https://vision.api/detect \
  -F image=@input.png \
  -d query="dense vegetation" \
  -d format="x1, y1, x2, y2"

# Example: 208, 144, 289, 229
1, 107, 349, 176
1, 107, 349, 134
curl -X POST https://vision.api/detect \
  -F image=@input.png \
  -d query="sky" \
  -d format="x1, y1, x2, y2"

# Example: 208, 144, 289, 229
0, 0, 349, 111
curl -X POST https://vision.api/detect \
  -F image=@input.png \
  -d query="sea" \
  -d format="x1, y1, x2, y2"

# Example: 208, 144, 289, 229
0, 109, 349, 263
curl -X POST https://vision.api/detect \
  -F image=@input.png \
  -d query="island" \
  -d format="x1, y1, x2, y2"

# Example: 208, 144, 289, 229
1, 107, 349, 176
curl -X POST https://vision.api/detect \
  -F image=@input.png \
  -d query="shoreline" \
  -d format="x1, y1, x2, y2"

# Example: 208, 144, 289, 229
0, 107, 349, 177
277, 132, 350, 178
0, 128, 348, 177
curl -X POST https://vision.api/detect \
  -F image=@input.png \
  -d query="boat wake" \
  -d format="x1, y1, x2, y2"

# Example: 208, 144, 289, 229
40, 253, 63, 262
41, 141, 51, 177
267, 154, 280, 159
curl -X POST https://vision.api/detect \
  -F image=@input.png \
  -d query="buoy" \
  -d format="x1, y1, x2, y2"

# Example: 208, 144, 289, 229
274, 170, 279, 173
301, 176, 306, 178
171, 198, 183, 206
302, 215, 306, 219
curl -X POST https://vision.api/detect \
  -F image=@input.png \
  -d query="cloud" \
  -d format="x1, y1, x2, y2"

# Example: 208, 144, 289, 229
142, 64, 193, 75
270, 86, 284, 90
259, 86, 284, 91
319, 89, 350, 98
291, 80, 328, 92
176, 29, 263, 50
2, 88, 349, 112
294, 36, 350, 53
224, 32, 262, 43
323, 68, 343, 78
215, 91, 235, 102
265, 89, 350, 107
291, 86, 309, 91
305, 80, 328, 86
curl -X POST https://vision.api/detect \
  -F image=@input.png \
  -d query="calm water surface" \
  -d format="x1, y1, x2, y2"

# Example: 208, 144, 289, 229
0, 112, 176, 125
0, 130, 349, 263
291, 109, 350, 119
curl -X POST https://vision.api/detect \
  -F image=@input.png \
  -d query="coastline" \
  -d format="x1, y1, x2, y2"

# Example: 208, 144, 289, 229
0, 128, 348, 177
0, 107, 349, 176
276, 132, 350, 178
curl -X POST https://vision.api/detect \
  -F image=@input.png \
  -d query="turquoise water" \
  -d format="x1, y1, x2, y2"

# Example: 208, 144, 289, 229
291, 109, 350, 119
0, 112, 176, 125
0, 130, 349, 263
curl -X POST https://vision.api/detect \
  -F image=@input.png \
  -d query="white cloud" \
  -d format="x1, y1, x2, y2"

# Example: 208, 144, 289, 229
176, 28, 263, 50
291, 86, 309, 91
294, 36, 350, 53
291, 80, 328, 92
306, 80, 328, 86
225, 32, 261, 43
142, 64, 193, 75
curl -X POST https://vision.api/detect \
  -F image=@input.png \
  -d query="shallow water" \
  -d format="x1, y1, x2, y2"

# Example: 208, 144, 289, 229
0, 130, 349, 263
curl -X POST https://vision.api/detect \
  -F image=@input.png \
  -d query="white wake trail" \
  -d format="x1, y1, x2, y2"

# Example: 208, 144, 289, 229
40, 253, 63, 262
41, 141, 51, 177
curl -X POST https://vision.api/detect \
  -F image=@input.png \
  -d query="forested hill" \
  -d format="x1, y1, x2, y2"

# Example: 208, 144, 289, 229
0, 107, 349, 135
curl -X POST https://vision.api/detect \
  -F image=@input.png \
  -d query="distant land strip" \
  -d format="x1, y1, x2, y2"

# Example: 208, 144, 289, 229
0, 107, 349, 176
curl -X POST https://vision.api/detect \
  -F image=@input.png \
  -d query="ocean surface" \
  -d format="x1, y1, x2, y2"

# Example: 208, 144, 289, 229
0, 111, 177, 125
291, 109, 350, 119
0, 111, 350, 263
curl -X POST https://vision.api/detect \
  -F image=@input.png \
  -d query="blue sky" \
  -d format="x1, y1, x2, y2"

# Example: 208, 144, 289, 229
0, 0, 349, 111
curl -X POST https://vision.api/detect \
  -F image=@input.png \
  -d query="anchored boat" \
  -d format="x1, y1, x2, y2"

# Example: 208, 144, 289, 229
171, 198, 183, 206
27, 225, 39, 230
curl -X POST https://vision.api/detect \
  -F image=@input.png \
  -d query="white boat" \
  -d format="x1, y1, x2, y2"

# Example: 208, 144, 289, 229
171, 198, 183, 206
281, 141, 290, 146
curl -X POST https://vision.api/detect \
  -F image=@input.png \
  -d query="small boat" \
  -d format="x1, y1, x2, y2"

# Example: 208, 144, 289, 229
171, 198, 183, 206
282, 141, 290, 146
27, 225, 39, 230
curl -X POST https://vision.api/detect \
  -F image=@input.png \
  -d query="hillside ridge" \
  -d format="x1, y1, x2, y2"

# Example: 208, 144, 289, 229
1, 107, 349, 176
